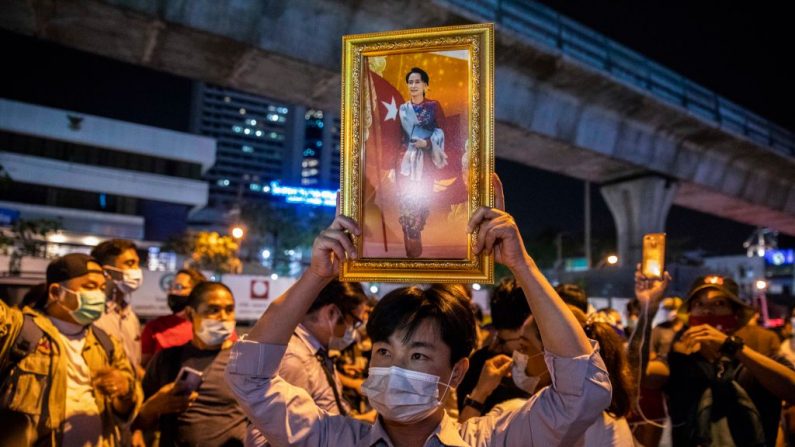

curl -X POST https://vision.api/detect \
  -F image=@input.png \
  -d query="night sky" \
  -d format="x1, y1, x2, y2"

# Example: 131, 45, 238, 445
2, 0, 793, 263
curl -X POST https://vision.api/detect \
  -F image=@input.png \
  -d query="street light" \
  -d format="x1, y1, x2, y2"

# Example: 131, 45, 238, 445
606, 255, 619, 265
755, 280, 768, 291
231, 225, 245, 239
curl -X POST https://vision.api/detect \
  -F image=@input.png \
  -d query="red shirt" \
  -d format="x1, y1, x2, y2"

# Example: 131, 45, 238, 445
141, 314, 194, 356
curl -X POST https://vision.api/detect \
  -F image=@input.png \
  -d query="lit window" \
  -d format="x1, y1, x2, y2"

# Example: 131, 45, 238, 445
249, 119, 257, 126
240, 108, 247, 115
217, 178, 231, 187
244, 128, 251, 135
242, 145, 254, 153
255, 130, 263, 137
232, 125, 242, 133
279, 107, 289, 114
224, 96, 231, 102
250, 183, 261, 191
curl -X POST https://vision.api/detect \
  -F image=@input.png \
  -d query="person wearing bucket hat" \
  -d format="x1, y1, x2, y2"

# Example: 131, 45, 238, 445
630, 271, 795, 447
0, 253, 142, 446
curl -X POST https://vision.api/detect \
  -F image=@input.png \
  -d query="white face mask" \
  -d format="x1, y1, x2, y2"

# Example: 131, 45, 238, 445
196, 318, 235, 347
105, 266, 143, 295
327, 307, 357, 351
330, 324, 357, 351
361, 365, 454, 424
511, 350, 547, 394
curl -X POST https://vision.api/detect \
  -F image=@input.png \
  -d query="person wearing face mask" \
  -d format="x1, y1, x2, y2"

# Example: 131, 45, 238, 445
140, 268, 206, 367
246, 279, 368, 446
136, 282, 244, 446
456, 276, 533, 417
92, 239, 145, 369
0, 253, 142, 447
630, 273, 795, 447
226, 175, 612, 447
460, 305, 636, 445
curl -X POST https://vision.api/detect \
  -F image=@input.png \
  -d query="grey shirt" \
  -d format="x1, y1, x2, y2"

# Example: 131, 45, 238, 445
144, 343, 246, 446
94, 300, 141, 367
226, 339, 612, 447
246, 324, 347, 446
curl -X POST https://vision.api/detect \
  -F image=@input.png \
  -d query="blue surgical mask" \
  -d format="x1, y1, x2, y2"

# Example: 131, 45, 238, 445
60, 287, 106, 326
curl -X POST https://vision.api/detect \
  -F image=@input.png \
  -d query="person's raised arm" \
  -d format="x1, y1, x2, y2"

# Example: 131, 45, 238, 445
462, 175, 611, 446
466, 175, 589, 358
246, 214, 360, 345
628, 269, 670, 389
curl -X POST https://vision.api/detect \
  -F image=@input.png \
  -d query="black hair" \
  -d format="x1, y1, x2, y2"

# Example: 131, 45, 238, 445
405, 67, 430, 85
187, 281, 234, 310
583, 320, 635, 418
307, 280, 367, 318
90, 239, 138, 266
555, 283, 588, 313
176, 268, 207, 288
367, 285, 476, 366
490, 276, 531, 330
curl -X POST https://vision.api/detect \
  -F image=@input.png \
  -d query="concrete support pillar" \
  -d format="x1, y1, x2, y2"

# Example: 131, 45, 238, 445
600, 176, 678, 267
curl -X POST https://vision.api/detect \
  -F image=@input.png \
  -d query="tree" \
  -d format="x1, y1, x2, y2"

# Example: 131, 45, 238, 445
241, 201, 335, 274
0, 218, 61, 275
165, 231, 242, 274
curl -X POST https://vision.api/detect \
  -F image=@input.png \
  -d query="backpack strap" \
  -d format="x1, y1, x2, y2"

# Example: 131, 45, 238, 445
90, 324, 115, 362
0, 314, 44, 388
10, 314, 44, 363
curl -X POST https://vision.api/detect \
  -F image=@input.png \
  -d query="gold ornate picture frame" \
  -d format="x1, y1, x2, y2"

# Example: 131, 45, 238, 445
340, 23, 494, 284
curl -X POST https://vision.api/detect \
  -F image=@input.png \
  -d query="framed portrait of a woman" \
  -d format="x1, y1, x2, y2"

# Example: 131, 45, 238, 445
340, 23, 494, 283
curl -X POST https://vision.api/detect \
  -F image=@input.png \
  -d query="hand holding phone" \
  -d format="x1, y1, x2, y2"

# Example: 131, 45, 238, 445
642, 233, 666, 279
173, 366, 203, 396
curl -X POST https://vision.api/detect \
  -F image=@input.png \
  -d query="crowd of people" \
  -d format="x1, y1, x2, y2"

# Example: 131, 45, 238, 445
2, 177, 795, 447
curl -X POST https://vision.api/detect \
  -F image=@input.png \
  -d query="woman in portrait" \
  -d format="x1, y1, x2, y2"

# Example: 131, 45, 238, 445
396, 67, 448, 257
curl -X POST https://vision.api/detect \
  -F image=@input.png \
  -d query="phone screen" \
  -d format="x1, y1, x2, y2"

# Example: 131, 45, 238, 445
642, 233, 666, 279
174, 366, 203, 395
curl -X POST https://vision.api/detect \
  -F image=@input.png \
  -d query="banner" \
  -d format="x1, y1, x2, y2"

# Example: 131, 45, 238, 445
132, 270, 295, 321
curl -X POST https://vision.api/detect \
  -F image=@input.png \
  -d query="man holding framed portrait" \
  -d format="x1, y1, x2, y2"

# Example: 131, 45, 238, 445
225, 173, 612, 446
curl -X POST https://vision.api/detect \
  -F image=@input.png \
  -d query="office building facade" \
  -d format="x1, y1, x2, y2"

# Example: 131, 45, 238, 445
189, 83, 341, 229
0, 98, 215, 246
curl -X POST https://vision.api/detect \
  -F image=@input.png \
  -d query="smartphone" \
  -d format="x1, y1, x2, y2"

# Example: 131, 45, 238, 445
173, 366, 203, 395
642, 233, 666, 279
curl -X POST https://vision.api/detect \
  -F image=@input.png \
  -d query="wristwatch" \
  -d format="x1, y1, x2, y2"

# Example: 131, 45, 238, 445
463, 394, 486, 413
719, 335, 745, 358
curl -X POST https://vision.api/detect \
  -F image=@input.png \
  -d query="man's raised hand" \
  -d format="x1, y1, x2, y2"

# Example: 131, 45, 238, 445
309, 215, 360, 279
